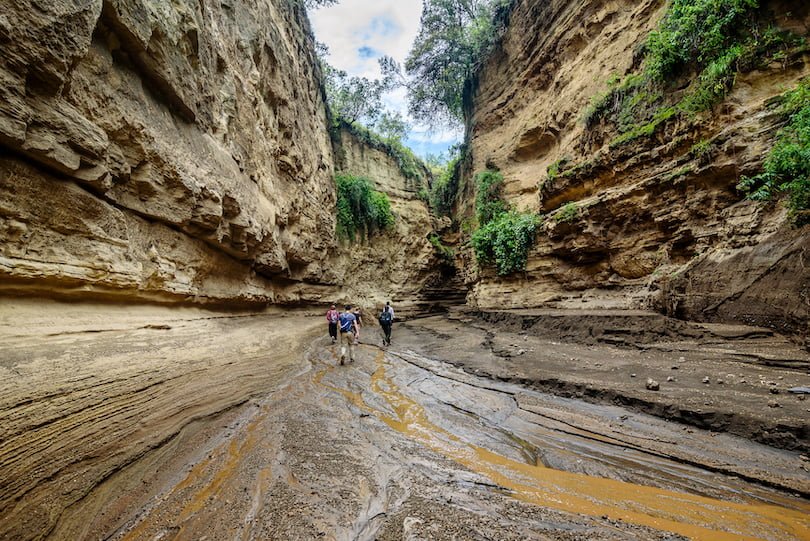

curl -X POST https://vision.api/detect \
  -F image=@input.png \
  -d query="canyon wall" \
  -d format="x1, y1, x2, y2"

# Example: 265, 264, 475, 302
0, 0, 335, 305
0, 0, 443, 314
462, 0, 809, 338
332, 128, 453, 314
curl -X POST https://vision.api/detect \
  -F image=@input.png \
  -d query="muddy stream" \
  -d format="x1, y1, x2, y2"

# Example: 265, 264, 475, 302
1, 304, 808, 540
110, 341, 808, 540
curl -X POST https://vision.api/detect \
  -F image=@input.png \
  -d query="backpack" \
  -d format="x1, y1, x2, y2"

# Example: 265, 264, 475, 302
379, 309, 392, 324
339, 313, 354, 333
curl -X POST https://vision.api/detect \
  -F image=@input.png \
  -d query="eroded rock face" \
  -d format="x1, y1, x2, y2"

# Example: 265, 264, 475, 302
462, 0, 810, 338
330, 127, 450, 315
0, 0, 336, 304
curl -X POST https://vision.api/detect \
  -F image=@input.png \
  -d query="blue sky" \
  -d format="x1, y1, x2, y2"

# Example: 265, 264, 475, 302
309, 0, 461, 159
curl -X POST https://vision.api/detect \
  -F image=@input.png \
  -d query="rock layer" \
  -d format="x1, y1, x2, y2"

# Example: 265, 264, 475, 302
0, 0, 447, 313
331, 127, 447, 315
462, 0, 810, 339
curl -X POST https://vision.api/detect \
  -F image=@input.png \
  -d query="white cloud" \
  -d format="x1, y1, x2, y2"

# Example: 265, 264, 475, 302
309, 0, 422, 80
408, 127, 463, 144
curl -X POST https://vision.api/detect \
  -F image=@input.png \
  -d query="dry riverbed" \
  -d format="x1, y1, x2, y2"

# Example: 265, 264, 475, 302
1, 300, 808, 540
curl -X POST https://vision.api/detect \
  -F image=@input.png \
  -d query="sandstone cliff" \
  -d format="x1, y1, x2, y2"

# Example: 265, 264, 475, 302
461, 0, 809, 339
0, 0, 337, 305
0, 0, 444, 314
331, 126, 452, 314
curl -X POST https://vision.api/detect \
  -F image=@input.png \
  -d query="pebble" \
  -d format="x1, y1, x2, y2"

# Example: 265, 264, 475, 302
702, 376, 710, 384
646, 378, 660, 391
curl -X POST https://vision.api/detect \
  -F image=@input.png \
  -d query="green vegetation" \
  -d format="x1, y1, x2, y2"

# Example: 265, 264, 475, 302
470, 169, 539, 275
551, 202, 579, 223
474, 169, 507, 225
546, 157, 570, 181
429, 234, 455, 263
429, 152, 462, 217
690, 138, 713, 161
382, 0, 513, 129
662, 165, 694, 182
335, 174, 395, 241
318, 43, 429, 183
643, 0, 759, 82
583, 0, 806, 147
339, 120, 424, 181
609, 107, 677, 148
738, 79, 810, 225
471, 210, 540, 275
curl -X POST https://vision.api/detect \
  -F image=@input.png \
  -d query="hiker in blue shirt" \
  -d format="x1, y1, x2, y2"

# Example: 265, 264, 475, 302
338, 305, 358, 365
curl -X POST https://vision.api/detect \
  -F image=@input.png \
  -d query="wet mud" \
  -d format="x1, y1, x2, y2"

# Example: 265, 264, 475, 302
1, 301, 809, 540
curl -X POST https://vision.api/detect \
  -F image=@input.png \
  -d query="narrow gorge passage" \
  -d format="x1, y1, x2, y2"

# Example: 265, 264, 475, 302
7, 303, 806, 541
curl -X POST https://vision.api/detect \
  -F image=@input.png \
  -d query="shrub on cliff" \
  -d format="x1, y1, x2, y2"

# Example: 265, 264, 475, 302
340, 120, 425, 182
430, 153, 462, 217
738, 79, 810, 225
471, 210, 540, 275
644, 0, 760, 82
470, 169, 539, 274
335, 174, 395, 241
475, 169, 507, 225
584, 0, 806, 146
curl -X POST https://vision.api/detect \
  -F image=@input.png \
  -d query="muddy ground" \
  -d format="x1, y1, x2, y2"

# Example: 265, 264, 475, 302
399, 309, 810, 455
1, 299, 808, 541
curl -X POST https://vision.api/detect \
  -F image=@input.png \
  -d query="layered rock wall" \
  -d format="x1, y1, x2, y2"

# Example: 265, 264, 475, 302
331, 128, 448, 315
462, 0, 810, 338
0, 0, 336, 306
0, 0, 445, 313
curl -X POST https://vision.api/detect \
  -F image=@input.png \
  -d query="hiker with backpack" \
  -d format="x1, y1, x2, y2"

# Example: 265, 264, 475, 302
379, 304, 393, 346
325, 304, 339, 343
338, 305, 358, 365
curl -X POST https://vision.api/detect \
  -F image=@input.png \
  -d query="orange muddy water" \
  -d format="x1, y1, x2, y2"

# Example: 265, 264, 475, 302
313, 350, 810, 541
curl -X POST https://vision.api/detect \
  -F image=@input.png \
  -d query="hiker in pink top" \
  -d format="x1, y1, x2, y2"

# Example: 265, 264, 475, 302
326, 304, 339, 343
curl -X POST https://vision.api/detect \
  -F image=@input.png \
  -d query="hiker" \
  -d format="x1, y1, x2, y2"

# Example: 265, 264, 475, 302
379, 304, 393, 346
325, 304, 339, 343
338, 305, 358, 365
353, 307, 364, 343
